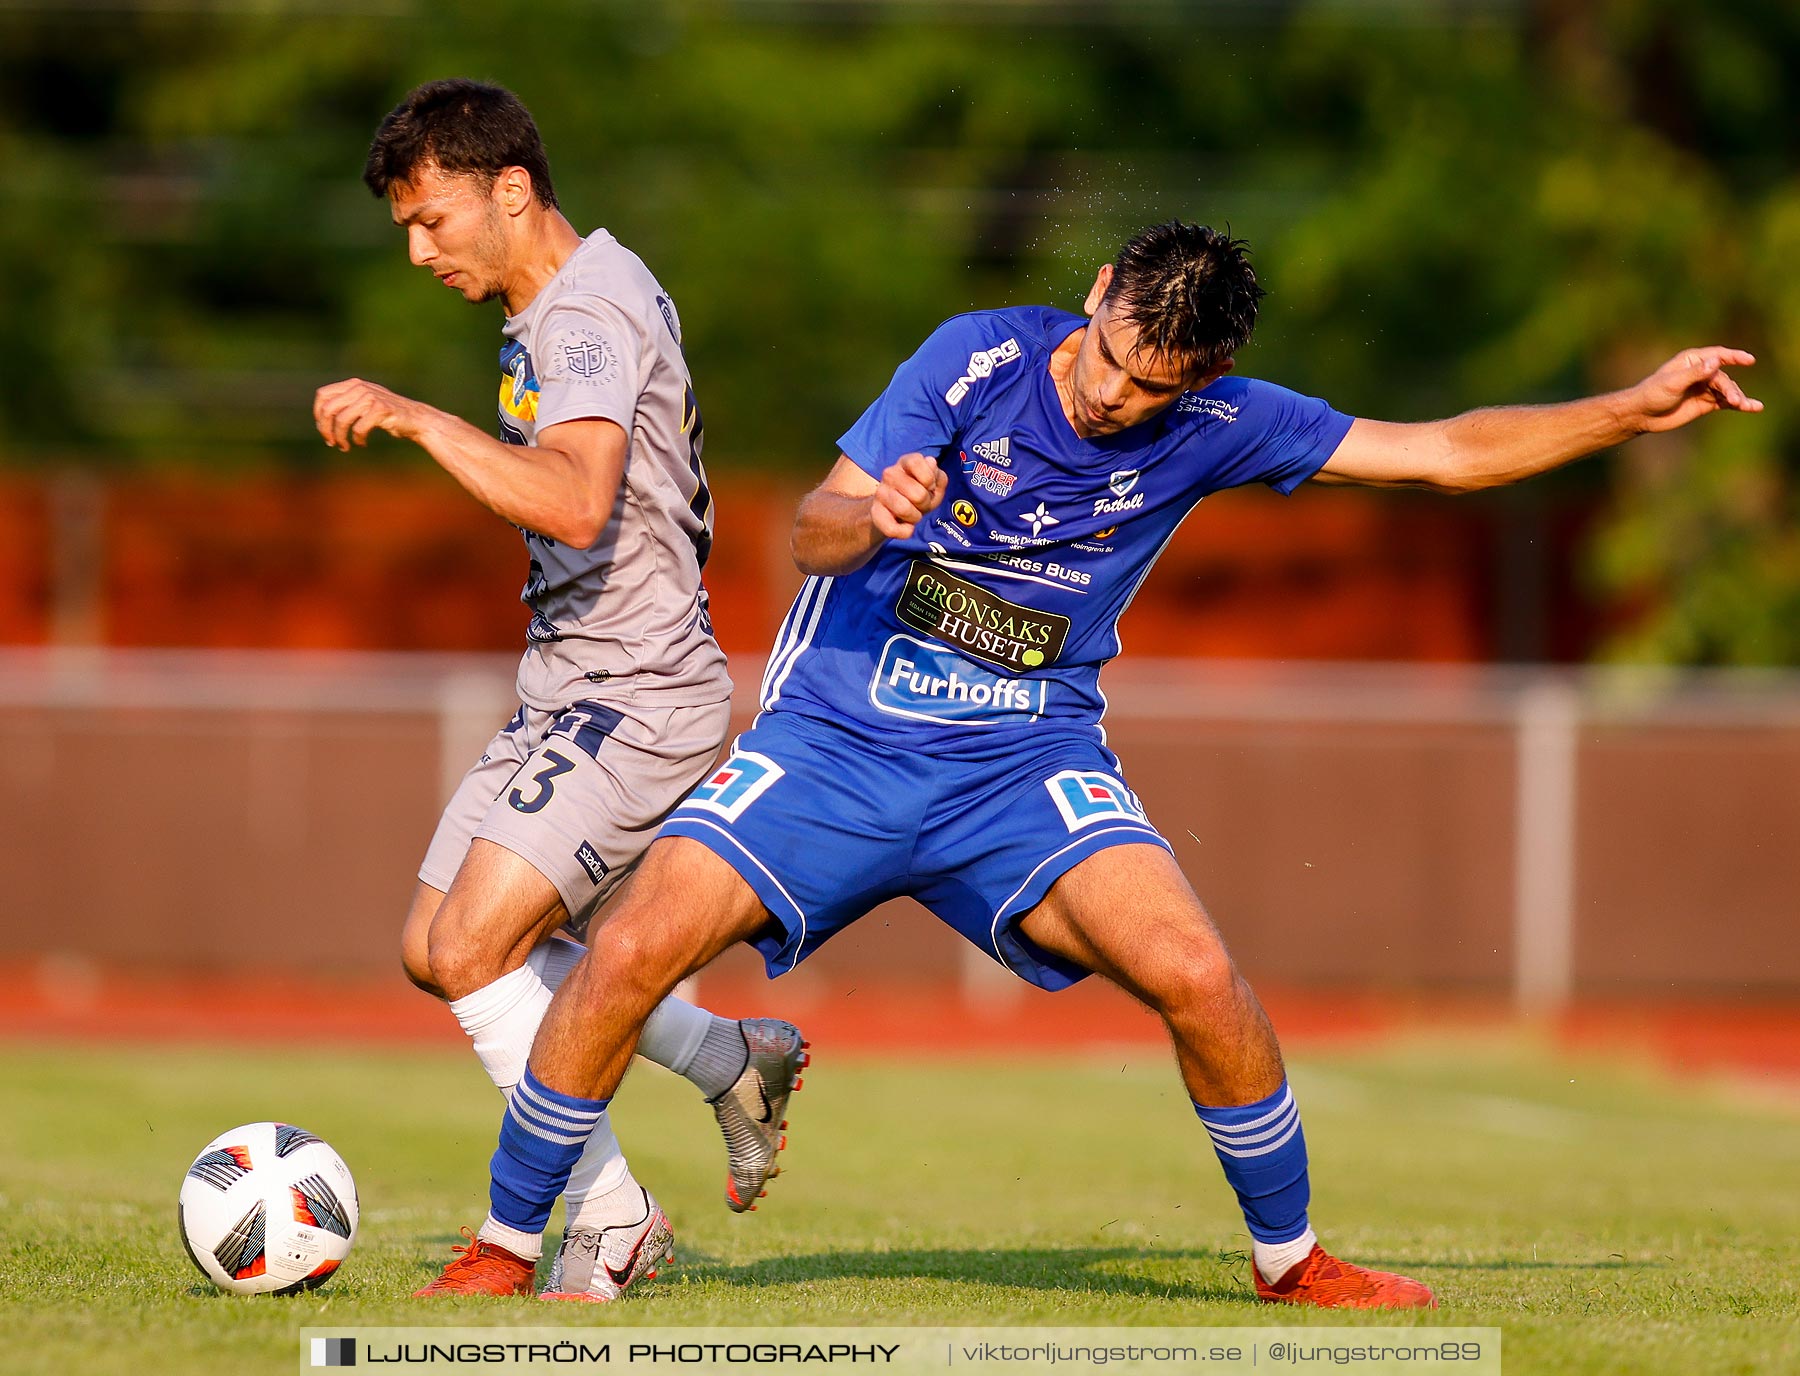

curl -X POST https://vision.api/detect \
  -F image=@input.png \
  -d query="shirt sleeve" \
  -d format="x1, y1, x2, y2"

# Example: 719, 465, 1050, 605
531, 297, 644, 433
837, 314, 1005, 479
1208, 379, 1354, 496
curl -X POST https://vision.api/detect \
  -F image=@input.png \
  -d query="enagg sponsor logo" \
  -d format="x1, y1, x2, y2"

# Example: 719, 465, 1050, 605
1177, 394, 1240, 422
945, 338, 1022, 406
894, 559, 1069, 672
871, 636, 1047, 725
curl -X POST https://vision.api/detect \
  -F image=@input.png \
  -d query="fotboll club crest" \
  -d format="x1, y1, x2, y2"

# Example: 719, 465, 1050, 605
1108, 469, 1140, 498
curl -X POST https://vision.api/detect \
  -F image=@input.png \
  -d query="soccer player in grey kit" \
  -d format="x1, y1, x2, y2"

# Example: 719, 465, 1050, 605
313, 80, 805, 1301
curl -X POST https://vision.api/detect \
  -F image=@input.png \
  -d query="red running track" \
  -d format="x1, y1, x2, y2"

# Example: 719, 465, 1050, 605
5, 961, 1799, 1080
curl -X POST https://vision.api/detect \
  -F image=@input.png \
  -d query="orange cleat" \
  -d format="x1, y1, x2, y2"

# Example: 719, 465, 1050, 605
413, 1226, 536, 1297
1254, 1244, 1436, 1310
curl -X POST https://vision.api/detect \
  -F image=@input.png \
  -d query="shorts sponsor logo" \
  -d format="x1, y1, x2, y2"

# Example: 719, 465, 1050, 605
1177, 394, 1240, 423
682, 751, 784, 821
951, 500, 978, 527
871, 636, 1047, 725
1046, 770, 1149, 831
969, 461, 1016, 497
894, 559, 1069, 673
944, 338, 1022, 406
574, 841, 609, 885
547, 701, 624, 760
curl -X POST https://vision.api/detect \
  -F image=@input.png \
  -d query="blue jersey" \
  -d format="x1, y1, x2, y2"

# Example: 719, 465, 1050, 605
757, 306, 1352, 749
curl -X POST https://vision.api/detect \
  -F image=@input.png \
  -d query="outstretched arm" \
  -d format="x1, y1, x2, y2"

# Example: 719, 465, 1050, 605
312, 377, 627, 549
1315, 348, 1761, 493
791, 452, 948, 576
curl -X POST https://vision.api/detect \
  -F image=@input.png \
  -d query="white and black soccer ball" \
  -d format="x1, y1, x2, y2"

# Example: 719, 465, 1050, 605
177, 1122, 358, 1295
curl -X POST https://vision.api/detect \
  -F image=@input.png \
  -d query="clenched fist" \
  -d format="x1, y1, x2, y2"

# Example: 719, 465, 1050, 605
871, 452, 948, 540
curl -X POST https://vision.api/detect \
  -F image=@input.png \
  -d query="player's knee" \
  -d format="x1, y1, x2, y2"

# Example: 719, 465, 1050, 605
426, 912, 507, 1002
400, 938, 441, 996
1138, 933, 1238, 1015
583, 911, 686, 998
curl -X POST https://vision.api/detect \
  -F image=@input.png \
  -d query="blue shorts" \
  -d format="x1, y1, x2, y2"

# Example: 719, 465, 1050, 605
659, 710, 1171, 990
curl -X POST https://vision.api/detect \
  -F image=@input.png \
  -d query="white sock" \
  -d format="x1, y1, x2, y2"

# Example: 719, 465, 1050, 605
1254, 1229, 1318, 1284
637, 992, 712, 1073
528, 937, 710, 1079
477, 1213, 545, 1262
565, 1160, 647, 1230
447, 965, 548, 1095
526, 935, 586, 993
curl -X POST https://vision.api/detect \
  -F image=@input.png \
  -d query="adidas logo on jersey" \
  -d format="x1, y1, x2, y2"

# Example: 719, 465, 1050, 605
970, 436, 1012, 468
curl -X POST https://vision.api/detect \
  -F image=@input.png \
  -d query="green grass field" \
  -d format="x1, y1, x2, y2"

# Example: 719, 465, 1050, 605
1, 1035, 1795, 1375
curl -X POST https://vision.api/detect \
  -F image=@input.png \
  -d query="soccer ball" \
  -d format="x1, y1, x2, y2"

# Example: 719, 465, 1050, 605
177, 1122, 359, 1295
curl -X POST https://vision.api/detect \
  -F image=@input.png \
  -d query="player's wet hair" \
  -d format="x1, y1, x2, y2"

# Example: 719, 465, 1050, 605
363, 79, 558, 209
1104, 222, 1264, 373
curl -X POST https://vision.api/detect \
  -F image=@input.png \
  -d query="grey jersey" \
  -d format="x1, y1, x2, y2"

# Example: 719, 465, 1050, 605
498, 230, 730, 714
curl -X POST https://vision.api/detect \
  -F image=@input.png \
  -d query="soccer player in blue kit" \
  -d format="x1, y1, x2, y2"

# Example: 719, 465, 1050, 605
427, 222, 1760, 1306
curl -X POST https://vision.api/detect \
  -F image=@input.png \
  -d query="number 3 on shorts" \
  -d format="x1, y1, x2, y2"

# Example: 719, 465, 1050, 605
509, 749, 577, 814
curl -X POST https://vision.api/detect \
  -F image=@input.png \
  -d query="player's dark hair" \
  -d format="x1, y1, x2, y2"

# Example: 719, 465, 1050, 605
1103, 221, 1265, 372
362, 79, 558, 209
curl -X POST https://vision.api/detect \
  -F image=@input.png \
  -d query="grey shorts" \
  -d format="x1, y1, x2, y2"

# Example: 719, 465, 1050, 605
420, 696, 731, 937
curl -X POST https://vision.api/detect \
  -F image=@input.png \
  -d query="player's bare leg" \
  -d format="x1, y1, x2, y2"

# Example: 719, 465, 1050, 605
529, 838, 777, 1101
414, 839, 802, 1297
400, 882, 445, 995
1020, 844, 1435, 1310
465, 837, 800, 1297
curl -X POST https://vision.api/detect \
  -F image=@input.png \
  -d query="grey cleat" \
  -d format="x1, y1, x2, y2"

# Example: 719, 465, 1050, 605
538, 1187, 675, 1303
712, 1018, 809, 1212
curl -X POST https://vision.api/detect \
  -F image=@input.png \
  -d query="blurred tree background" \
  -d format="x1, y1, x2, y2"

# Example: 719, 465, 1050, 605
0, 0, 1794, 663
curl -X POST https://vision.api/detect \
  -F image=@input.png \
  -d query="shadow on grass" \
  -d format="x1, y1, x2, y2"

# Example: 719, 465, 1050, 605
675, 1246, 1247, 1303
407, 1237, 1650, 1299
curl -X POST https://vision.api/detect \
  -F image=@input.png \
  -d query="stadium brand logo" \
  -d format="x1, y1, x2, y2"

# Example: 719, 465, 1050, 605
1108, 469, 1140, 498
1015, 502, 1060, 539
683, 752, 784, 822
310, 1337, 356, 1367
944, 338, 1022, 406
1177, 394, 1240, 423
894, 559, 1068, 673
1046, 770, 1150, 832
574, 841, 609, 885
970, 436, 1013, 468
871, 636, 1047, 725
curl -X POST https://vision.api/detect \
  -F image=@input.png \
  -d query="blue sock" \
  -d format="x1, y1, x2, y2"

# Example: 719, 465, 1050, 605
1193, 1080, 1311, 1244
489, 1067, 610, 1235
